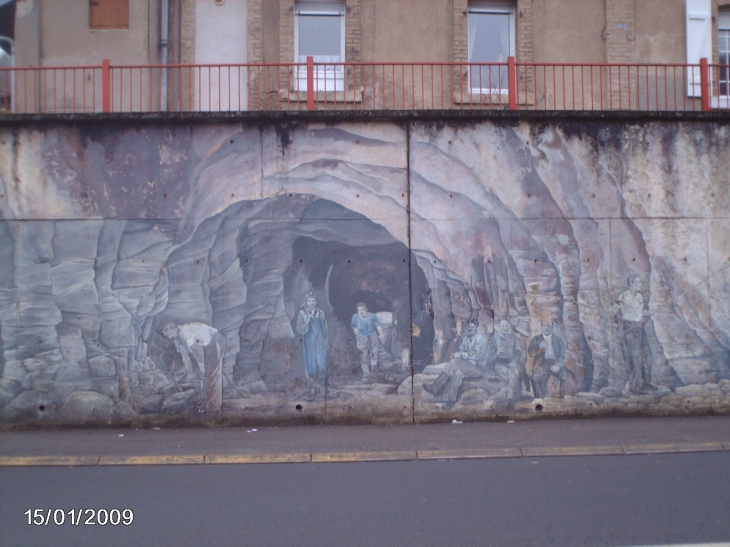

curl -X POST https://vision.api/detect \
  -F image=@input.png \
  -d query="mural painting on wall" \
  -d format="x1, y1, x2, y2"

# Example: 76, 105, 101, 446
0, 121, 728, 423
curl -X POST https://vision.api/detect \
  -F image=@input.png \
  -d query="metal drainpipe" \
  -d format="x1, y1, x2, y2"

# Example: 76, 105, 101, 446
160, 0, 169, 111
0, 36, 16, 113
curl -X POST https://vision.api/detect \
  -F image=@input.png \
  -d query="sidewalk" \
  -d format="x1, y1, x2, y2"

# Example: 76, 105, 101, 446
1, 415, 728, 466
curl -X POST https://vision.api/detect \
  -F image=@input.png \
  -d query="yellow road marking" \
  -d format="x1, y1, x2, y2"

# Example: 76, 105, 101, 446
205, 453, 311, 464
418, 447, 522, 460
521, 445, 625, 457
622, 442, 725, 455
98, 455, 206, 465
311, 450, 417, 463
1, 441, 727, 468
0, 456, 99, 467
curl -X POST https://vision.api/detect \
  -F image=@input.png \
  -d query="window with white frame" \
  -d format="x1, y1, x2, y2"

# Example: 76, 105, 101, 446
719, 10, 730, 97
468, 1, 515, 92
295, 0, 345, 92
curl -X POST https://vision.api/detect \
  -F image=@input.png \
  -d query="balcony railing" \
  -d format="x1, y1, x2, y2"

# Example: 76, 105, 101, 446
0, 57, 727, 114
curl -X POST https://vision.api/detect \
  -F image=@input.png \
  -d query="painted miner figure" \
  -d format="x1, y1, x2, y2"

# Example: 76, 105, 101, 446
161, 321, 223, 411
295, 293, 329, 401
488, 319, 526, 402
528, 321, 574, 398
423, 318, 489, 410
351, 302, 385, 382
610, 274, 656, 394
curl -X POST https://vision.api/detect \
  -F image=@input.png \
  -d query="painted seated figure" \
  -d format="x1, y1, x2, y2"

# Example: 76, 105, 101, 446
423, 318, 489, 410
487, 319, 526, 403
528, 321, 574, 398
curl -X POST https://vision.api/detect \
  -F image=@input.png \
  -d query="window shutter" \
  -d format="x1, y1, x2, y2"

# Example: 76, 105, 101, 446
686, 0, 711, 96
90, 0, 130, 30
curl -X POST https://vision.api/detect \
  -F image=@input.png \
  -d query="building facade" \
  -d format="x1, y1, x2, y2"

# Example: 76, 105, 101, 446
4, 0, 730, 111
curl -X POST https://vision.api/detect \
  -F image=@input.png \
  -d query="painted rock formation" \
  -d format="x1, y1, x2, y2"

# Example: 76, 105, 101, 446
0, 119, 728, 424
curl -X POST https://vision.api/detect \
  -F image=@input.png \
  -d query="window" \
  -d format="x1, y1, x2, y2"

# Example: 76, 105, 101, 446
295, 0, 345, 92
90, 0, 130, 30
468, 1, 515, 92
719, 10, 730, 97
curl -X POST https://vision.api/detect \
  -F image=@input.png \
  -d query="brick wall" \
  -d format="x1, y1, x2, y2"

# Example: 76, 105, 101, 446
248, 0, 263, 63
453, 0, 467, 91
179, 0, 195, 110
712, 1, 730, 95
279, 0, 295, 63
605, 0, 637, 63
516, 0, 533, 63
454, 0, 468, 63
605, 0, 637, 108
346, 0, 362, 62
516, 1, 534, 95
180, 0, 196, 65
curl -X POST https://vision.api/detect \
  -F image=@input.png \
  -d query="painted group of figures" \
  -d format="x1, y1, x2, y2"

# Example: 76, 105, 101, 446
423, 273, 658, 409
151, 274, 657, 411
296, 293, 388, 401
423, 318, 572, 409
293, 290, 578, 407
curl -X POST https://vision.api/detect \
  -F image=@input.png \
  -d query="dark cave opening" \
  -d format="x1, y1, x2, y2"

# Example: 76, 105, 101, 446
229, 196, 437, 387
285, 236, 434, 374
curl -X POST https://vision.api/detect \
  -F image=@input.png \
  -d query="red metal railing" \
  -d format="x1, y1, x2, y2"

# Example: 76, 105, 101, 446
0, 58, 727, 114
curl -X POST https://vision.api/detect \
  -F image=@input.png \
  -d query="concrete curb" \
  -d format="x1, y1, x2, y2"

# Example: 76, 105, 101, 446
520, 445, 625, 457
417, 448, 521, 460
1, 441, 727, 467
205, 453, 311, 464
622, 442, 725, 455
311, 450, 417, 463
98, 455, 206, 465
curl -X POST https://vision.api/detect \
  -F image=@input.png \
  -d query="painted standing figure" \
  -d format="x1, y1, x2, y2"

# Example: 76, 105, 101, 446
610, 274, 656, 394
528, 321, 574, 398
423, 318, 489, 410
351, 302, 384, 382
295, 293, 328, 401
487, 319, 525, 402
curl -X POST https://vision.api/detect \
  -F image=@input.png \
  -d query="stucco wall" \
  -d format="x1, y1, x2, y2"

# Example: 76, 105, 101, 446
0, 114, 728, 426
194, 0, 248, 111
531, 0, 605, 63
15, 0, 158, 66
362, 0, 453, 62
635, 0, 687, 63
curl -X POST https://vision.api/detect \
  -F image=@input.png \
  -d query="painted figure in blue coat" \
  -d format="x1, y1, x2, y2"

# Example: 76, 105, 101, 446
296, 293, 328, 401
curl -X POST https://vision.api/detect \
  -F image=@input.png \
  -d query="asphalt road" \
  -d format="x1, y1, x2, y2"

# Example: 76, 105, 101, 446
1, 451, 728, 547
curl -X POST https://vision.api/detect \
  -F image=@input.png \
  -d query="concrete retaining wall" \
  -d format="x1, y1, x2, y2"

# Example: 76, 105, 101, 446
0, 113, 728, 426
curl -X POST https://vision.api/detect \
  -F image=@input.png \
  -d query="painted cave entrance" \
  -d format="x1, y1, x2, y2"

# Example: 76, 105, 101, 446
227, 197, 433, 392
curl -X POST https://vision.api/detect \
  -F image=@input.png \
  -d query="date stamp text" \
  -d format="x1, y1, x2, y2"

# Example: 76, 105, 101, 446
24, 508, 134, 526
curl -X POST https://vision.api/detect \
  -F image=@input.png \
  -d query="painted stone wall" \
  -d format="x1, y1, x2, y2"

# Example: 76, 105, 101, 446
0, 117, 728, 425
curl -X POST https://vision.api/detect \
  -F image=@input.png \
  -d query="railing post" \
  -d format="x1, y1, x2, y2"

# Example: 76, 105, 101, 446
699, 57, 711, 112
508, 56, 517, 110
102, 58, 111, 113
307, 56, 315, 111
